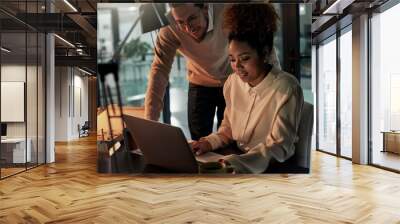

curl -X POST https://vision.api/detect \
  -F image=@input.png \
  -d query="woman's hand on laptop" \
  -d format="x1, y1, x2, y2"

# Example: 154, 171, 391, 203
191, 138, 212, 155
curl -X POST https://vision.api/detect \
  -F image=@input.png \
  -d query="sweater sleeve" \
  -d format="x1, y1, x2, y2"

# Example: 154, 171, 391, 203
224, 85, 304, 173
144, 27, 180, 120
204, 75, 234, 149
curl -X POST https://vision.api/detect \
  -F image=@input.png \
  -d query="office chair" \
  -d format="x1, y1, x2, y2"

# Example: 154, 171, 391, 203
264, 102, 314, 173
79, 121, 90, 138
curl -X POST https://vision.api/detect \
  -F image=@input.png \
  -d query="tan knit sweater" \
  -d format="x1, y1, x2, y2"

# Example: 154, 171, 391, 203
144, 4, 230, 120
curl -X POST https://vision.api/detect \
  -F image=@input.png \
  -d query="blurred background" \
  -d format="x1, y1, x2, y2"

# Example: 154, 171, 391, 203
97, 3, 312, 139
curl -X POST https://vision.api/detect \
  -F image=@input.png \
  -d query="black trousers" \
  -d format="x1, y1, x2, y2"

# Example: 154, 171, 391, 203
188, 83, 225, 140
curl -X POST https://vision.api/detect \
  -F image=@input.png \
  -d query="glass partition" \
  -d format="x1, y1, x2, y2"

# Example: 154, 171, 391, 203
339, 27, 352, 158
0, 31, 28, 177
317, 35, 337, 155
0, 1, 46, 179
299, 4, 312, 104
370, 3, 400, 171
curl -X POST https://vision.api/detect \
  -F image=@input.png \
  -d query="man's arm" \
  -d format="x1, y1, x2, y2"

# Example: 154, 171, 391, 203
144, 27, 180, 120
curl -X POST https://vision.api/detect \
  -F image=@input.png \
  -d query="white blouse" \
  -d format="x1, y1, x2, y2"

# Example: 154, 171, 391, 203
204, 67, 304, 173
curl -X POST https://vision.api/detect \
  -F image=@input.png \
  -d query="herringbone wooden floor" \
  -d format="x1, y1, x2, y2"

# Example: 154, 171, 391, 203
1, 136, 400, 223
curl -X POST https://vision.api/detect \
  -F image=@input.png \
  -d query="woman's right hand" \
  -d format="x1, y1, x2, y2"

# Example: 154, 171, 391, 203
191, 138, 212, 155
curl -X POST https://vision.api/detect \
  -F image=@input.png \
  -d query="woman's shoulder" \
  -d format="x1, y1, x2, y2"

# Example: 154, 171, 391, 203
225, 72, 236, 84
273, 68, 301, 89
223, 72, 244, 91
269, 68, 302, 97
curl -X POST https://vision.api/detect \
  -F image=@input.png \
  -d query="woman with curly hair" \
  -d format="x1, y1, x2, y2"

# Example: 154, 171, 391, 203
192, 4, 304, 173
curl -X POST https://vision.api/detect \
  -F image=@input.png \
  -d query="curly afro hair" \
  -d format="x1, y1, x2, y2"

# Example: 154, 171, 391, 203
223, 4, 279, 59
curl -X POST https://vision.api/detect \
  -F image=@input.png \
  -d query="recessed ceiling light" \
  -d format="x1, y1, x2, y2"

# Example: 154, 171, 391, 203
78, 67, 93, 76
54, 34, 75, 48
128, 6, 138, 11
63, 0, 78, 12
1, 47, 11, 53
322, 0, 353, 15
299, 5, 306, 16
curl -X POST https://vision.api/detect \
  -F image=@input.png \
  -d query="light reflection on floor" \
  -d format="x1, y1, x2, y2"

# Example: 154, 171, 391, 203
372, 150, 400, 171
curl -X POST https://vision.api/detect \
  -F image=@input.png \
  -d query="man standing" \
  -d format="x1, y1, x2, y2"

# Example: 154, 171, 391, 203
145, 3, 230, 140
145, 3, 279, 140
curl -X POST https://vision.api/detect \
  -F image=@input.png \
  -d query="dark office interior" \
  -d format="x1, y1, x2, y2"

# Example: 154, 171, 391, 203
0, 0, 399, 223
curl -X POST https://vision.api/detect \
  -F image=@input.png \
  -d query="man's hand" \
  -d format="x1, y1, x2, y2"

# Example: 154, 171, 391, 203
190, 138, 212, 155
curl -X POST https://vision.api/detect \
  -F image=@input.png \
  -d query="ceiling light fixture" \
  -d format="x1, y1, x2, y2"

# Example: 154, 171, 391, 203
322, 0, 354, 15
76, 48, 86, 55
54, 34, 75, 48
323, 0, 342, 14
128, 6, 138, 11
1, 47, 11, 53
63, 0, 78, 12
78, 67, 93, 76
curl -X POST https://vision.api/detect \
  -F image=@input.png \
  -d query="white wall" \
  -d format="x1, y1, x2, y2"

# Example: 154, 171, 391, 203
1, 64, 46, 164
55, 66, 69, 141
46, 33, 55, 163
1, 65, 37, 137
55, 67, 89, 141
1, 65, 26, 140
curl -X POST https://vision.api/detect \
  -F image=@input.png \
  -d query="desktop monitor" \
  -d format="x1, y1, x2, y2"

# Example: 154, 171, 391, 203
1, 123, 7, 137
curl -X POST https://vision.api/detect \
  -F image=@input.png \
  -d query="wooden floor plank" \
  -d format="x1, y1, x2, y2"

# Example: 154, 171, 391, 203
0, 135, 400, 223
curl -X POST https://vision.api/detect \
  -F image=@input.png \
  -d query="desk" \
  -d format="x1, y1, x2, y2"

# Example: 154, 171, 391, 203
97, 142, 243, 174
382, 131, 400, 154
1, 138, 32, 163
97, 106, 145, 141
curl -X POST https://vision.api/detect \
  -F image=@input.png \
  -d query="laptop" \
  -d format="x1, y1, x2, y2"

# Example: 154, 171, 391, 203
123, 115, 224, 173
